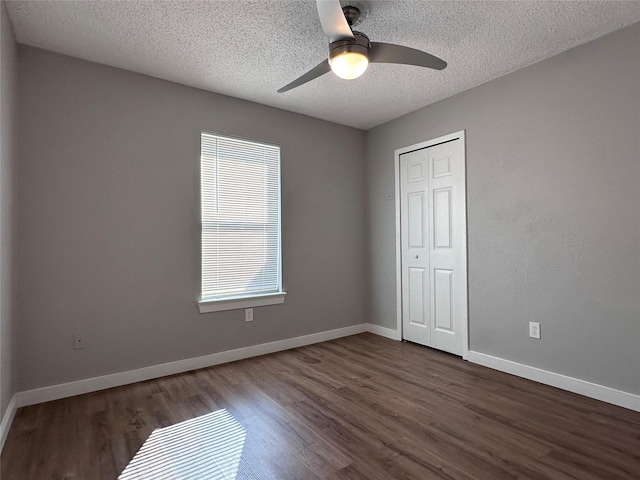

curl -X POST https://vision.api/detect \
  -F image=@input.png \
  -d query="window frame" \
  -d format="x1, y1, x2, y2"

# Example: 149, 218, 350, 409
198, 131, 286, 313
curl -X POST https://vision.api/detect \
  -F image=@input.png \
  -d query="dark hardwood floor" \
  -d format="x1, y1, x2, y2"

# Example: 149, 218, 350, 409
2, 333, 639, 479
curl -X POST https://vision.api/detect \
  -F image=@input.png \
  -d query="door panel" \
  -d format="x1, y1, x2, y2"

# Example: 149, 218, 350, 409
400, 150, 430, 345
433, 269, 453, 332
407, 192, 425, 248
408, 267, 427, 326
433, 188, 452, 249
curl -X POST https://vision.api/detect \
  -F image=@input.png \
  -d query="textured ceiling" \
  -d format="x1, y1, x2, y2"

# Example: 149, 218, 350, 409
6, 1, 640, 130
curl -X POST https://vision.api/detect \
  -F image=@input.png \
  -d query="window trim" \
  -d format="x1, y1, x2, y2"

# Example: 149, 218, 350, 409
198, 292, 286, 313
198, 131, 285, 314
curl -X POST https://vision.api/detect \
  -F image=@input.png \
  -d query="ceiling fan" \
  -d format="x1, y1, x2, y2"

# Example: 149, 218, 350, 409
278, 0, 447, 93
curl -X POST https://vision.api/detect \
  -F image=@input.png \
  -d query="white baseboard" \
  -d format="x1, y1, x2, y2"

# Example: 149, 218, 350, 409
0, 394, 18, 452
367, 323, 401, 340
6, 326, 637, 450
16, 323, 369, 408
467, 351, 640, 412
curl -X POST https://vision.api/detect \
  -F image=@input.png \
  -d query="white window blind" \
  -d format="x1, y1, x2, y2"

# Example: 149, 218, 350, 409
200, 133, 282, 304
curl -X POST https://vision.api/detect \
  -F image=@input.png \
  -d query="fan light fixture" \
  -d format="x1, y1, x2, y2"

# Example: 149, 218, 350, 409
329, 51, 369, 79
328, 32, 370, 80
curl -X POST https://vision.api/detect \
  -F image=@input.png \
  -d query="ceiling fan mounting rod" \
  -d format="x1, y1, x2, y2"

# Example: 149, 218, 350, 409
342, 5, 361, 26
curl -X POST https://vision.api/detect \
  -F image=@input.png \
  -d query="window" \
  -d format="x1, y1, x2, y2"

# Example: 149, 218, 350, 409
198, 132, 285, 313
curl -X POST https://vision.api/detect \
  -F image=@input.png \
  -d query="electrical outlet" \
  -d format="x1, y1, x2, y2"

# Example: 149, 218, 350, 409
73, 334, 85, 350
245, 308, 254, 322
529, 322, 541, 339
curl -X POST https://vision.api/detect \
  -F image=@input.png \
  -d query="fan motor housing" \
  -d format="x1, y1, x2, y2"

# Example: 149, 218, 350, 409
328, 31, 371, 60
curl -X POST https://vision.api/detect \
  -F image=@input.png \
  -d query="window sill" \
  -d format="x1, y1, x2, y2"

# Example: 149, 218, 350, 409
198, 292, 286, 313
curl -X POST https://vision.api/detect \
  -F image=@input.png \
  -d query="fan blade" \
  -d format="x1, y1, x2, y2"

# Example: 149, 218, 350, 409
316, 0, 354, 43
370, 42, 447, 70
277, 60, 331, 93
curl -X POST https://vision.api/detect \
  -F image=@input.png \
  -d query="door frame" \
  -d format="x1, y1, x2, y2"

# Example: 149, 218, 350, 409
394, 130, 469, 359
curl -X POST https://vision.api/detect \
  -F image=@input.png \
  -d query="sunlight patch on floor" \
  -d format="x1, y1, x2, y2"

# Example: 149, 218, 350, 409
119, 409, 246, 480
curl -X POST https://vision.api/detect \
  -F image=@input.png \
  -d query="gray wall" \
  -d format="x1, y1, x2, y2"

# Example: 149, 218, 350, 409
0, 2, 17, 419
366, 23, 640, 395
10, 18, 640, 399
17, 47, 366, 391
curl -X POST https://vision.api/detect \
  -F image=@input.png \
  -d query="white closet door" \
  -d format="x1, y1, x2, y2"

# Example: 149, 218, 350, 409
400, 137, 466, 356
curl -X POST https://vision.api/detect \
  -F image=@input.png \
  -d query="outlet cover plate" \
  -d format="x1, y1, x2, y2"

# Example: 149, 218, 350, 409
529, 322, 541, 339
